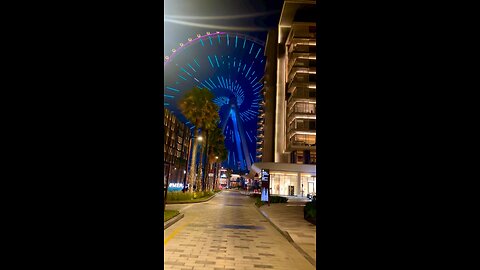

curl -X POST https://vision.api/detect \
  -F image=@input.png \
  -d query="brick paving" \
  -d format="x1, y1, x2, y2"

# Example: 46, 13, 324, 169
164, 190, 315, 270
258, 198, 316, 264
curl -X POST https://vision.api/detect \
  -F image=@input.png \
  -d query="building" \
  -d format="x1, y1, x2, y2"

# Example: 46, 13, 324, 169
250, 0, 317, 197
164, 108, 191, 186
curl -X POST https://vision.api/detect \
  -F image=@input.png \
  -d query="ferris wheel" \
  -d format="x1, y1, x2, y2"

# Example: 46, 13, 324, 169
164, 31, 265, 172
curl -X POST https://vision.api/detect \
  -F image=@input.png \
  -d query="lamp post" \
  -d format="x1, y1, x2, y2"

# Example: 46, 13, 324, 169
213, 156, 218, 190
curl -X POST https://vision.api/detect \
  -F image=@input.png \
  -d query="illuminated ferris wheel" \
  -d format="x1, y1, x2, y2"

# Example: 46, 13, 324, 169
164, 31, 265, 172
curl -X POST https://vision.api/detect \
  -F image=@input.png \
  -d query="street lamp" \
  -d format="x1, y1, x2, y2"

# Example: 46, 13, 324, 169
213, 156, 219, 190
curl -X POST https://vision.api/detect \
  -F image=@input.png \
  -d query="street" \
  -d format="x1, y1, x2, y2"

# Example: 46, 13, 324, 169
164, 190, 315, 270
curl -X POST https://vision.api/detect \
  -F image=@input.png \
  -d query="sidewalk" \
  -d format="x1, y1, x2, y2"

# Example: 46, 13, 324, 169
256, 200, 316, 265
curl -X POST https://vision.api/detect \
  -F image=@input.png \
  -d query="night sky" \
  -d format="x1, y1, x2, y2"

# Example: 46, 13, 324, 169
164, 0, 282, 56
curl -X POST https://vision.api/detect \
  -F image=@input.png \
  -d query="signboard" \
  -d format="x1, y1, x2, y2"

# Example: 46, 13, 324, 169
261, 169, 270, 181
168, 182, 185, 191
261, 169, 270, 202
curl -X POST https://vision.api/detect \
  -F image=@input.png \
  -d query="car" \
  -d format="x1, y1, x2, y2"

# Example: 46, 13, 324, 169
307, 192, 316, 200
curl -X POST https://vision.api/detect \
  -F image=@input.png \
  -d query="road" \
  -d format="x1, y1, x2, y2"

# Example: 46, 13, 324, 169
164, 190, 315, 270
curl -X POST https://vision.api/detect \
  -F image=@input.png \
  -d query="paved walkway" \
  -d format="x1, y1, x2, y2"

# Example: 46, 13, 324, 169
256, 196, 316, 263
164, 190, 315, 270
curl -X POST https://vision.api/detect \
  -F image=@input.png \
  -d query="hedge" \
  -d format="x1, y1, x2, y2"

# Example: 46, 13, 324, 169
166, 190, 215, 201
253, 195, 288, 207
304, 201, 316, 225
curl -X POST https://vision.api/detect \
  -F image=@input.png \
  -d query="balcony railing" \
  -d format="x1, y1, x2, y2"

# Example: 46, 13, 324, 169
288, 66, 316, 83
287, 72, 316, 92
287, 53, 316, 77
286, 141, 317, 152
287, 126, 316, 140
286, 24, 316, 46
287, 87, 316, 104
288, 42, 316, 54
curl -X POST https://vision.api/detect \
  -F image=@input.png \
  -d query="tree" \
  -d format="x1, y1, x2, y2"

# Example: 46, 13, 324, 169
206, 125, 227, 190
178, 87, 218, 193
200, 117, 220, 191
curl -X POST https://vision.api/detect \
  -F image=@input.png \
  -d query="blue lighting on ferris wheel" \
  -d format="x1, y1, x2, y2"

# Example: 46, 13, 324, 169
164, 32, 265, 172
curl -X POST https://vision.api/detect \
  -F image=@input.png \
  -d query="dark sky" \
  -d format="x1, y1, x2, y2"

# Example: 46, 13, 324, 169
164, 0, 283, 56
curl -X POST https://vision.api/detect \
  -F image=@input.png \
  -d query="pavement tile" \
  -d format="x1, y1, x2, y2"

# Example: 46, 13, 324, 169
165, 191, 315, 270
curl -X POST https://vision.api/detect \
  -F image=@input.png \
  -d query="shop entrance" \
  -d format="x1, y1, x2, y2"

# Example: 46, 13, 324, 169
308, 182, 314, 194
288, 186, 295, 196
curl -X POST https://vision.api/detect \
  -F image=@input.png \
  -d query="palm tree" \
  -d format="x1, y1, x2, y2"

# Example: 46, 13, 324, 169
200, 118, 221, 191
178, 87, 218, 193
207, 125, 227, 191
209, 132, 227, 191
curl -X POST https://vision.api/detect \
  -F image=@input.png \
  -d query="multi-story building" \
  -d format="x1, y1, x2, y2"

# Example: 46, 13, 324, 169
164, 108, 191, 186
250, 0, 316, 197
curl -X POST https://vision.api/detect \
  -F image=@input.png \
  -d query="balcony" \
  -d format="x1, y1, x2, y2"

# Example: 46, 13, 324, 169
286, 23, 316, 47
288, 42, 316, 54
287, 126, 316, 140
288, 66, 316, 83
288, 87, 316, 103
286, 141, 317, 152
287, 72, 316, 92
287, 52, 316, 73
287, 111, 316, 125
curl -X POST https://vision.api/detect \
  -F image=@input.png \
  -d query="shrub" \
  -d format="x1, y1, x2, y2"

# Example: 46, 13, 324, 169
270, 196, 288, 203
254, 195, 288, 207
166, 190, 217, 201
304, 201, 316, 225
167, 191, 193, 201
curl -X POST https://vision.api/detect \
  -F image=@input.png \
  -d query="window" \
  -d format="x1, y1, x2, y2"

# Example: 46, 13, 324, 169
297, 151, 304, 164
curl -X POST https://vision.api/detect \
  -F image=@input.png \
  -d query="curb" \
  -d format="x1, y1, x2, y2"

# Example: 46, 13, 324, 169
166, 191, 221, 204
254, 206, 316, 267
164, 213, 184, 230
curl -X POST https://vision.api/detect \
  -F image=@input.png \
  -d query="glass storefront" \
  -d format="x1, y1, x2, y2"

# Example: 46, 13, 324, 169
301, 174, 316, 196
270, 172, 301, 196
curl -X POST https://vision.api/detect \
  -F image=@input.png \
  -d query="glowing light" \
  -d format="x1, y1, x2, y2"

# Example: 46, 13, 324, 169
164, 10, 280, 20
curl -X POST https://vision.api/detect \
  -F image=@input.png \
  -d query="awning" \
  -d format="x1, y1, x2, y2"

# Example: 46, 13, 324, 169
247, 162, 316, 179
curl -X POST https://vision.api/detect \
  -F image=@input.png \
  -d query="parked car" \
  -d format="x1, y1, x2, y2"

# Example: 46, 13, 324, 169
307, 192, 316, 200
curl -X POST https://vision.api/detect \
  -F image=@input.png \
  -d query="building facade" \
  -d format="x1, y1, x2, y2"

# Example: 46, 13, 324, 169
251, 0, 317, 197
164, 108, 191, 185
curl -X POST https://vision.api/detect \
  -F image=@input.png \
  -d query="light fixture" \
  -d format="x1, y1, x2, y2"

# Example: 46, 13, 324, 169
197, 136, 203, 141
